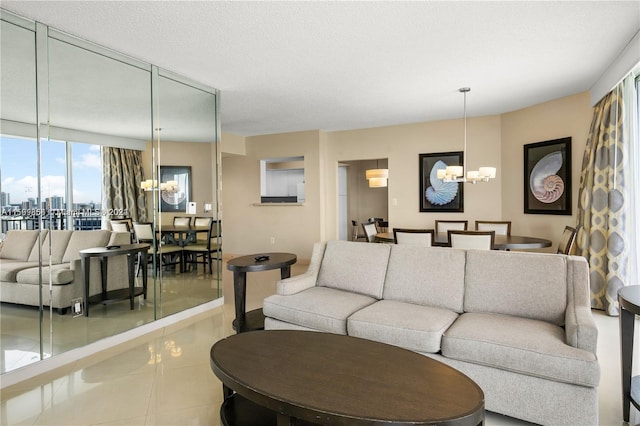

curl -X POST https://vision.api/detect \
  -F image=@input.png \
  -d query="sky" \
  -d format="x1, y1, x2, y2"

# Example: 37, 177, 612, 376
1, 136, 102, 206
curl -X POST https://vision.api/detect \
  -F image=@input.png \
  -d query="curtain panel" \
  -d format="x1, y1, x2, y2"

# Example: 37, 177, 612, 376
102, 147, 148, 223
576, 80, 631, 316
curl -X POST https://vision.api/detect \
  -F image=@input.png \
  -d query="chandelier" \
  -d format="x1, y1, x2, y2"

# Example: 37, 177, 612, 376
437, 88, 496, 184
140, 179, 179, 192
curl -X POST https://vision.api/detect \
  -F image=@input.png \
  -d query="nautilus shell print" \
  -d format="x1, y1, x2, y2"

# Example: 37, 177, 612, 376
426, 160, 458, 205
530, 151, 565, 203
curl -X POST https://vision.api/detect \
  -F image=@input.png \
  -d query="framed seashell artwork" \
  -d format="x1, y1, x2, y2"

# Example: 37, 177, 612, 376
419, 151, 464, 212
524, 137, 572, 215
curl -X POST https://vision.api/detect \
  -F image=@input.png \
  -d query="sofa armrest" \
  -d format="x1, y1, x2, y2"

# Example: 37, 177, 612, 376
565, 305, 598, 353
275, 241, 326, 295
564, 256, 598, 353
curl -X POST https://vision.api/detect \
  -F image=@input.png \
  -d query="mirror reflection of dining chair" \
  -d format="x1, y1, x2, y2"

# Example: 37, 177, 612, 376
448, 230, 495, 250
132, 222, 182, 275
362, 222, 378, 243
110, 218, 134, 243
183, 218, 221, 274
435, 220, 468, 235
475, 220, 511, 236
557, 226, 577, 254
393, 228, 434, 246
173, 216, 191, 227
351, 220, 366, 241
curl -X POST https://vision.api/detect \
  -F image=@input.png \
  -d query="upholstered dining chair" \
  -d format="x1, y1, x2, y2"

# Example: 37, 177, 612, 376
475, 220, 511, 236
448, 230, 495, 250
132, 221, 183, 275
183, 218, 221, 274
173, 216, 191, 227
110, 218, 134, 242
393, 228, 435, 246
362, 222, 378, 243
435, 220, 468, 234
557, 226, 577, 254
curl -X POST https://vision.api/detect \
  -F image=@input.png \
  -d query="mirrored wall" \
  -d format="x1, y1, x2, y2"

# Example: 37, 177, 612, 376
0, 9, 222, 374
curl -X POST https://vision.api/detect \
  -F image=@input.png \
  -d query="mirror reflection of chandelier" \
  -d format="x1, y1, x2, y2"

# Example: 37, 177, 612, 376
437, 87, 497, 184
140, 179, 179, 192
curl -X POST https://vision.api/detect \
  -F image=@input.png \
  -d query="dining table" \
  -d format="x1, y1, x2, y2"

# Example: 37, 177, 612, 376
374, 231, 552, 250
159, 225, 210, 247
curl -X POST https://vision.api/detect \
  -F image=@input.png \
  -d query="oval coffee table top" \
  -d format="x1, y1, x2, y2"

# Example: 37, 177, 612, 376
211, 330, 484, 425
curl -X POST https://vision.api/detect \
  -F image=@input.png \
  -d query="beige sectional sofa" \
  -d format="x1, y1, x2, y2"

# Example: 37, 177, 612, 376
263, 240, 600, 425
0, 229, 130, 314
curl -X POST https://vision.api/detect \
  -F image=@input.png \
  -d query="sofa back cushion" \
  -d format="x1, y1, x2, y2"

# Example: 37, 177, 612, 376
317, 240, 391, 299
0, 230, 40, 261
464, 250, 568, 326
384, 246, 466, 313
62, 230, 112, 262
28, 230, 73, 264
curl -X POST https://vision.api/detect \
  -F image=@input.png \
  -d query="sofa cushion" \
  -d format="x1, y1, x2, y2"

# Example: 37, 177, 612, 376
0, 261, 40, 282
16, 263, 75, 286
28, 230, 73, 264
348, 300, 459, 353
464, 250, 568, 326
441, 312, 600, 387
316, 240, 390, 299
263, 286, 377, 334
384, 246, 466, 312
62, 230, 112, 263
0, 230, 39, 261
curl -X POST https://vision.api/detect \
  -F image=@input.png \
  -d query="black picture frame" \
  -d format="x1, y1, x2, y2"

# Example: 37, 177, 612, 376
419, 151, 464, 212
159, 165, 192, 212
524, 137, 571, 215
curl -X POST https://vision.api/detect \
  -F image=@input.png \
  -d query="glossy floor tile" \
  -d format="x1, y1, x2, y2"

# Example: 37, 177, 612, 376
1, 267, 222, 374
1, 259, 639, 425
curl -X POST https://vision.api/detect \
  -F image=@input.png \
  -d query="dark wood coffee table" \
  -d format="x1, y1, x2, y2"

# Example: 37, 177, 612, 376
619, 285, 640, 422
210, 330, 484, 425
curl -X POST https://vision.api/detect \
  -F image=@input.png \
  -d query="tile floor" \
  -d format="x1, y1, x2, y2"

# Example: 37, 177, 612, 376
1, 260, 639, 426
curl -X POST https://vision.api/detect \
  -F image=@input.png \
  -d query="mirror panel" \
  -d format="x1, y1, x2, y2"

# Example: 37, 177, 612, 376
0, 9, 221, 376
0, 17, 42, 373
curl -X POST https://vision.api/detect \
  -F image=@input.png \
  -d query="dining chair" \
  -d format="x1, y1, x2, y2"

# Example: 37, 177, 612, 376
435, 220, 468, 234
367, 217, 387, 232
448, 230, 495, 250
557, 226, 577, 254
110, 218, 134, 242
183, 218, 221, 274
132, 222, 183, 274
393, 228, 434, 246
351, 220, 366, 241
475, 220, 511, 236
173, 216, 191, 227
362, 222, 378, 243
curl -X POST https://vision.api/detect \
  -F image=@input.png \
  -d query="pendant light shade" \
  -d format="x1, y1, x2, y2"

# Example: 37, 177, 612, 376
365, 160, 388, 188
438, 88, 497, 184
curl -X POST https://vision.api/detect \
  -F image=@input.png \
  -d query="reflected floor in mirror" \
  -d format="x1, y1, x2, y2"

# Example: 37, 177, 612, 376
0, 267, 222, 374
1, 259, 638, 426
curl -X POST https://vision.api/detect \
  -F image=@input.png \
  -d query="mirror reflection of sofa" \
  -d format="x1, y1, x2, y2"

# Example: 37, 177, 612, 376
0, 229, 130, 314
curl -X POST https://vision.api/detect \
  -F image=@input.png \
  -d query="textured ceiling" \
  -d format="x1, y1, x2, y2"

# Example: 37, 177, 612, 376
2, 1, 639, 137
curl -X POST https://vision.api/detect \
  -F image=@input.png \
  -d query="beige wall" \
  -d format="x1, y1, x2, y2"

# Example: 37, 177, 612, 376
501, 91, 591, 252
221, 91, 593, 258
221, 131, 321, 258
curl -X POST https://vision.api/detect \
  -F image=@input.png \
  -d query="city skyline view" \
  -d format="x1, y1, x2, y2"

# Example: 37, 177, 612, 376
1, 136, 102, 207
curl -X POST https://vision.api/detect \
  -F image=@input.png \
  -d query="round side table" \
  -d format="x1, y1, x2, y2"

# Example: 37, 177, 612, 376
618, 285, 640, 422
227, 252, 297, 333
